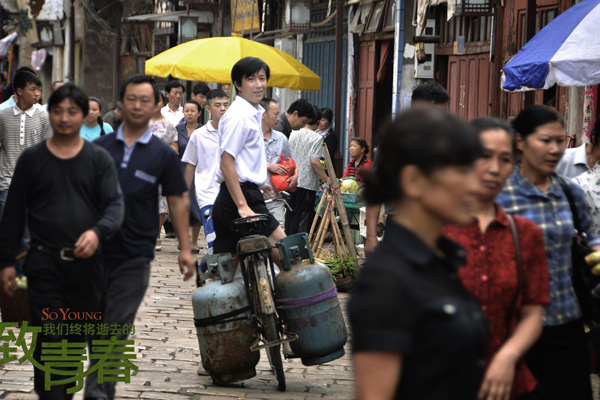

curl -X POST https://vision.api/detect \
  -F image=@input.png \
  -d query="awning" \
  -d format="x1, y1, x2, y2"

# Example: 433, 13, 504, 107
126, 10, 213, 24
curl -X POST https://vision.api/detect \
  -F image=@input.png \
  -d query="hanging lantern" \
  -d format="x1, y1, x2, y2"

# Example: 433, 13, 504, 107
284, 0, 312, 33
179, 15, 198, 43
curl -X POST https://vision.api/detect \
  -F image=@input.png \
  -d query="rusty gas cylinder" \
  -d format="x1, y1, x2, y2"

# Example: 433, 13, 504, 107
192, 253, 259, 385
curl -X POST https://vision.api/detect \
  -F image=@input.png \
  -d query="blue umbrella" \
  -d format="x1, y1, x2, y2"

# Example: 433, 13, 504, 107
502, 0, 600, 92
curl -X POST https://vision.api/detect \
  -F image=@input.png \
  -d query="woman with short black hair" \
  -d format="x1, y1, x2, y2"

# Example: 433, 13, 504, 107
349, 108, 487, 400
445, 118, 550, 400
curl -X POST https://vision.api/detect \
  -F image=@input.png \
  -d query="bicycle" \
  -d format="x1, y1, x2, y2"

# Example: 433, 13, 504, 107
263, 190, 292, 229
231, 214, 298, 392
265, 190, 292, 209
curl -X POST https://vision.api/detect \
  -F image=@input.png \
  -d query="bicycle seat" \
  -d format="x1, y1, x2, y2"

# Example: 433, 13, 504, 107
231, 215, 270, 237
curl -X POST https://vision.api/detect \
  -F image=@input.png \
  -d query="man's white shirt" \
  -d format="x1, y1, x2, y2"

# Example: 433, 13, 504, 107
216, 96, 267, 186
161, 104, 183, 127
181, 121, 221, 209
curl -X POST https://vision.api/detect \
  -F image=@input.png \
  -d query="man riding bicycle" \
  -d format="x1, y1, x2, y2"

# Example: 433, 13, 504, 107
212, 57, 286, 266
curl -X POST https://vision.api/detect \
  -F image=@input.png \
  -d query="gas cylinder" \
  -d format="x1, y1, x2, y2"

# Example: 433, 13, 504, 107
274, 234, 348, 366
192, 253, 259, 385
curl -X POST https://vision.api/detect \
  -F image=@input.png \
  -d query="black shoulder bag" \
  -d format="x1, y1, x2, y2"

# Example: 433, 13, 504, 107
505, 214, 523, 339
558, 178, 600, 326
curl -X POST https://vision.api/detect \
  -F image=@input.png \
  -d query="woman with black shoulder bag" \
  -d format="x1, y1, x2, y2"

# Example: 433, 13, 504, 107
445, 118, 550, 400
497, 105, 600, 400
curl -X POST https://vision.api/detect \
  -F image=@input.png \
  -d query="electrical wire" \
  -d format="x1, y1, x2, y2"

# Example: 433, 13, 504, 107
81, 0, 154, 40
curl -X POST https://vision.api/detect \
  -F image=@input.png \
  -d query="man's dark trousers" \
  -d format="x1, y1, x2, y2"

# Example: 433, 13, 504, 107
286, 187, 317, 234
83, 256, 151, 400
26, 248, 102, 400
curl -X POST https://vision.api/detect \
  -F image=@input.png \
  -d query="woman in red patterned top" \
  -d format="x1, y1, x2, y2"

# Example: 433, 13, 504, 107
343, 138, 372, 184
444, 118, 550, 400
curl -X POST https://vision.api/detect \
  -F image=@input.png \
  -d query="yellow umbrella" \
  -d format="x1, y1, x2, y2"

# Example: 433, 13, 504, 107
145, 36, 321, 91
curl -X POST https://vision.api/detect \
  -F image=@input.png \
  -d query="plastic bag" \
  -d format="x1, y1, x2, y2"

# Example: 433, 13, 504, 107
271, 154, 297, 193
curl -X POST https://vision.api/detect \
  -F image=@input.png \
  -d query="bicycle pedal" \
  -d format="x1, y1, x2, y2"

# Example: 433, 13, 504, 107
283, 342, 300, 359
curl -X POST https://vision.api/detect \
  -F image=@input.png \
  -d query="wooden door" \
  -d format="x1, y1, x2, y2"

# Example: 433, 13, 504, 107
447, 54, 492, 119
355, 41, 376, 145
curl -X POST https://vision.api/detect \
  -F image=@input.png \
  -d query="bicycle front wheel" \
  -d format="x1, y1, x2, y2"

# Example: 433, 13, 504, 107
262, 312, 286, 391
253, 257, 286, 391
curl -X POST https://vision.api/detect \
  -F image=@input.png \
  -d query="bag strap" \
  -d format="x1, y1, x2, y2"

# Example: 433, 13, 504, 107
558, 177, 582, 233
505, 213, 524, 341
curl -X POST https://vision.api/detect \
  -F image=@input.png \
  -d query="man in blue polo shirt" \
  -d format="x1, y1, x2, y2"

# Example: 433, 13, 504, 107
84, 74, 194, 400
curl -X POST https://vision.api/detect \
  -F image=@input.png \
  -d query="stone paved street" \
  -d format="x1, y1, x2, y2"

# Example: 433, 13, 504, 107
0, 236, 355, 399
4, 236, 600, 400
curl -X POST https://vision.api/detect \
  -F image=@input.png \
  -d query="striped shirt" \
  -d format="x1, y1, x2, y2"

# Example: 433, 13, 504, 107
497, 166, 600, 326
0, 104, 49, 190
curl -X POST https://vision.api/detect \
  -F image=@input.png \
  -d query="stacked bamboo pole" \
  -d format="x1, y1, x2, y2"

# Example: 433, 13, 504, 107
308, 143, 359, 265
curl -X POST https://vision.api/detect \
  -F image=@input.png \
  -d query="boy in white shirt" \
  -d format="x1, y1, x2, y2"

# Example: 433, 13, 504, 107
182, 89, 230, 254
212, 57, 286, 262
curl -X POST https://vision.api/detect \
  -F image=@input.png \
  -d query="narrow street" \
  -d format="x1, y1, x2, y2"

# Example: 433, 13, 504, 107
0, 235, 355, 399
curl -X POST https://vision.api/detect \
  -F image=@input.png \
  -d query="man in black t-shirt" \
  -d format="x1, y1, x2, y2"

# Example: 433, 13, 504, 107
274, 98, 316, 138
0, 84, 124, 399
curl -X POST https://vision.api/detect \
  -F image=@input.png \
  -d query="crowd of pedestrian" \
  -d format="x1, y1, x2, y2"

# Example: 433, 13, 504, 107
0, 57, 355, 399
354, 81, 600, 400
3, 56, 597, 400
0, 65, 197, 399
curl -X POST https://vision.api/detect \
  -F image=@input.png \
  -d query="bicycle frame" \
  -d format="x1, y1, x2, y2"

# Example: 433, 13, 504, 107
264, 191, 293, 213
242, 252, 276, 316
238, 248, 297, 351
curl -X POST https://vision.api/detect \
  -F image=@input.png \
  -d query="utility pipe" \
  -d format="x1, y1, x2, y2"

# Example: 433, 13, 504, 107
334, 0, 343, 156
392, 0, 404, 117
